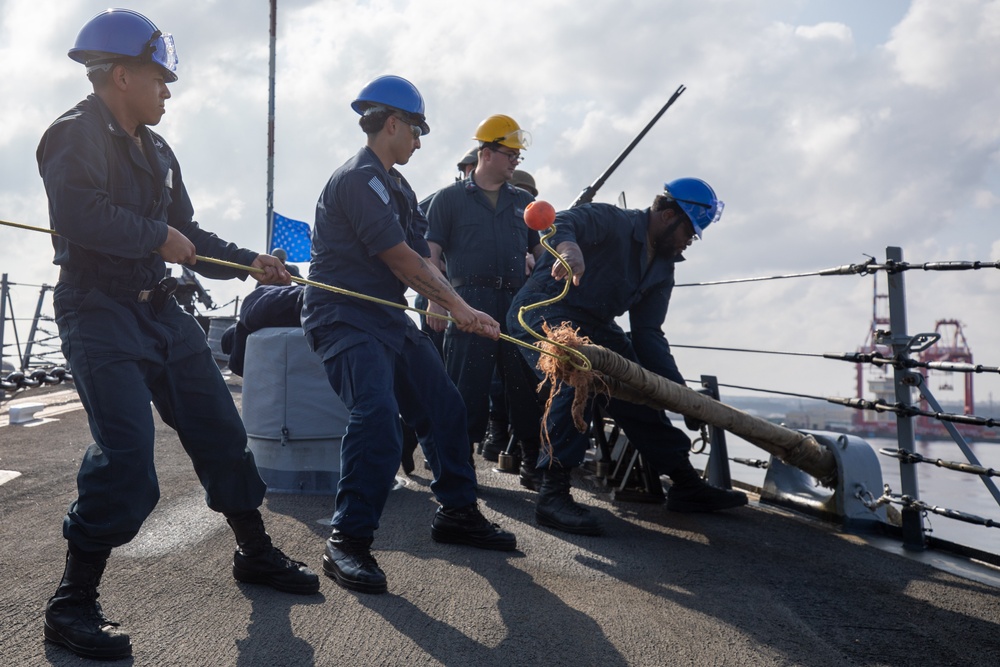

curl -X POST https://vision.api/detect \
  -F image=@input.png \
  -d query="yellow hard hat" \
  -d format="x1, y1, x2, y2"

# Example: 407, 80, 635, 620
473, 114, 531, 150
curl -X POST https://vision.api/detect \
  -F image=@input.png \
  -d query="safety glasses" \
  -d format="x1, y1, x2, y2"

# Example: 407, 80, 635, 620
394, 116, 423, 139
490, 146, 523, 164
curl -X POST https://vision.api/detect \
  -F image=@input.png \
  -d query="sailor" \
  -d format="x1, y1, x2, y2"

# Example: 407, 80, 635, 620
511, 169, 538, 197
36, 9, 318, 660
222, 283, 305, 377
413, 144, 480, 357
472, 167, 543, 480
301, 75, 517, 595
272, 247, 303, 277
508, 179, 749, 535
424, 116, 546, 483
456, 146, 479, 179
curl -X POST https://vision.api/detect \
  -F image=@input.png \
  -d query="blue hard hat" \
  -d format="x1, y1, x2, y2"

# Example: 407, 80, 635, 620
68, 9, 178, 83
663, 177, 724, 238
351, 75, 430, 135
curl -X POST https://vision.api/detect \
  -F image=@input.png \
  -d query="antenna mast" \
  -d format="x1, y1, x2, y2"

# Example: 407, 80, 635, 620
266, 0, 277, 250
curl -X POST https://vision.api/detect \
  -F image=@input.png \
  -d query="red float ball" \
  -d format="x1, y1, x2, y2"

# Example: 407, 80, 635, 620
524, 200, 556, 231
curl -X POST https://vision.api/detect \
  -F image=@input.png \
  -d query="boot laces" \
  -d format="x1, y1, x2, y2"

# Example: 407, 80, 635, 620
446, 504, 499, 530
257, 545, 307, 570
333, 538, 380, 568
69, 588, 120, 628
354, 550, 380, 570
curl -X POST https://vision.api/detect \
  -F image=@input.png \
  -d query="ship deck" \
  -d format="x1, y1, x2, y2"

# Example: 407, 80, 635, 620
2, 382, 999, 666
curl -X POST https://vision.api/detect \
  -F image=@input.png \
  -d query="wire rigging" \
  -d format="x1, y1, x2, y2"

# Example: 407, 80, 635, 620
676, 256, 1000, 287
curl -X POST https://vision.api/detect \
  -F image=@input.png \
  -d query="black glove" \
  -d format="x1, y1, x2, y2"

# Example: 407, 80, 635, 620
684, 414, 706, 431
683, 389, 714, 431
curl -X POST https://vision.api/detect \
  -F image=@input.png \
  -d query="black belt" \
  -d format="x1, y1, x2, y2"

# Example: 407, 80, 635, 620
450, 275, 519, 292
59, 270, 178, 308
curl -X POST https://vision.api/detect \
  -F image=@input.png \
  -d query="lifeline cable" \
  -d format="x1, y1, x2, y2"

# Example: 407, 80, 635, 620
871, 487, 1000, 529
679, 341, 1000, 377
695, 377, 1000, 429
673, 343, 828, 359
674, 259, 877, 286
880, 448, 999, 478
675, 256, 1000, 287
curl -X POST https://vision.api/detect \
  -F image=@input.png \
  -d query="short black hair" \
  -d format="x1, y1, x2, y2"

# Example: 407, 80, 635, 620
87, 66, 114, 87
359, 107, 394, 135
652, 194, 685, 216
87, 59, 156, 88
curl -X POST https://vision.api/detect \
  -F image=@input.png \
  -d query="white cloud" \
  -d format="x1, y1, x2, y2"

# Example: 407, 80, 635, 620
795, 21, 853, 43
3, 0, 1000, 408
886, 0, 1000, 91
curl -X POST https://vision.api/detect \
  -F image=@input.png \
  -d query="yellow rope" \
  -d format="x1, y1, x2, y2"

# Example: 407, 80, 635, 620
515, 226, 592, 371
1, 219, 57, 235
167, 254, 569, 361
0, 217, 568, 362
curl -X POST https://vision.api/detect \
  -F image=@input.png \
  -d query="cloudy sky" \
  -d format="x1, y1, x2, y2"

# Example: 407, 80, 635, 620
1, 0, 999, 412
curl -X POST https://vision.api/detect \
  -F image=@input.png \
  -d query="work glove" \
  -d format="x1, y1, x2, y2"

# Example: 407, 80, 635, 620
684, 414, 706, 432
683, 389, 714, 431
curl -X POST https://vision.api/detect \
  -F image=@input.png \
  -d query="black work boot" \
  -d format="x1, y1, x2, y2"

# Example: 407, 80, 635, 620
227, 510, 320, 595
322, 530, 387, 594
536, 467, 602, 535
44, 551, 132, 660
480, 418, 509, 462
431, 503, 517, 551
518, 439, 541, 491
666, 460, 748, 513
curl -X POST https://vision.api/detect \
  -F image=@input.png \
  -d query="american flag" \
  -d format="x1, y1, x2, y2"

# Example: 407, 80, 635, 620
269, 212, 312, 262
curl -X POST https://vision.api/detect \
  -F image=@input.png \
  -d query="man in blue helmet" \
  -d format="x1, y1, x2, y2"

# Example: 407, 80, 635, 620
508, 179, 748, 535
37, 9, 319, 660
302, 75, 517, 596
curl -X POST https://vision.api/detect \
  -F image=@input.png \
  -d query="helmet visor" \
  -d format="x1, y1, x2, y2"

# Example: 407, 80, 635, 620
145, 31, 178, 81
495, 129, 531, 150
673, 197, 723, 237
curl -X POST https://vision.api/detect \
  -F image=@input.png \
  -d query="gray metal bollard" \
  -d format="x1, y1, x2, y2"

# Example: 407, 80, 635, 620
761, 429, 887, 532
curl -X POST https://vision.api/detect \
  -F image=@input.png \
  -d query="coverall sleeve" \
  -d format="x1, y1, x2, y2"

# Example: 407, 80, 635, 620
336, 169, 407, 256
549, 204, 615, 249
423, 188, 451, 252
629, 284, 686, 386
37, 116, 169, 258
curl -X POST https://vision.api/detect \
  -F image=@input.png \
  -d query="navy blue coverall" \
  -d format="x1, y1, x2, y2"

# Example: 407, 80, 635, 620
507, 203, 692, 474
36, 94, 267, 554
222, 284, 304, 377
425, 177, 542, 448
302, 147, 477, 540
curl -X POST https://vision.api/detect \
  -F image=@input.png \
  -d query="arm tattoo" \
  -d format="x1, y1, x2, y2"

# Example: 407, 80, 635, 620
409, 257, 458, 303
